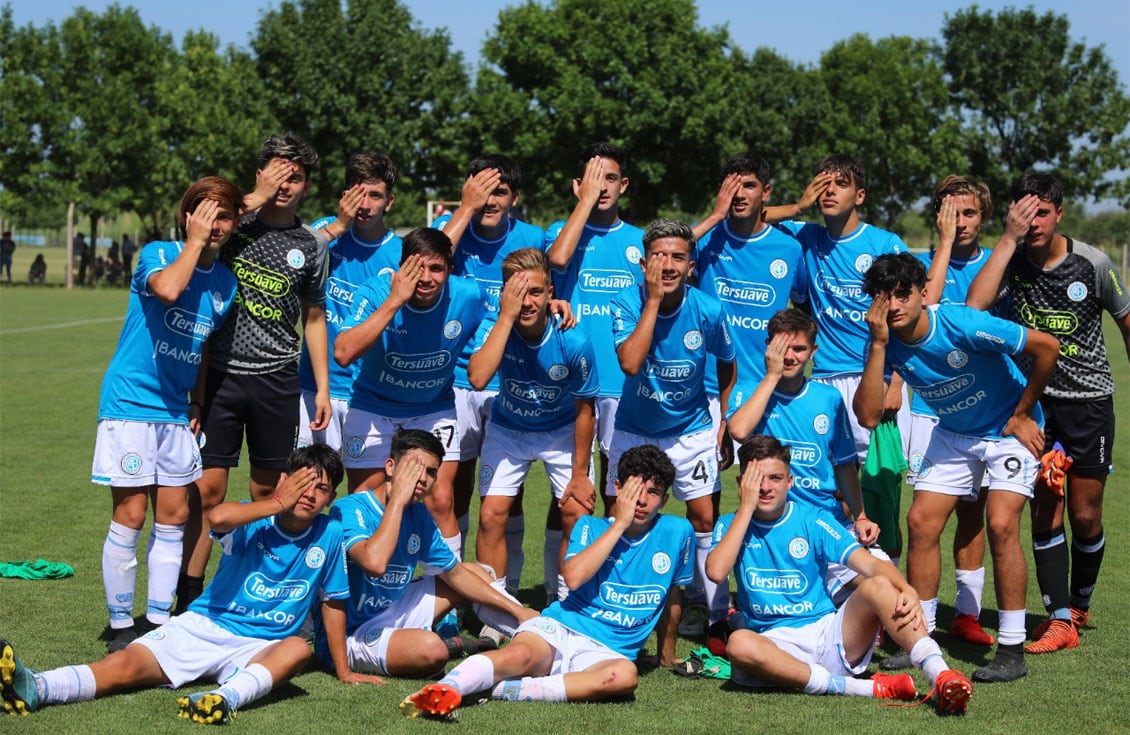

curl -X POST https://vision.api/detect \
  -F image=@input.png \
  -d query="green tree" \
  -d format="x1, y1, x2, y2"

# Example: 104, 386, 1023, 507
942, 6, 1130, 206
252, 0, 469, 222
812, 34, 965, 232
469, 0, 772, 223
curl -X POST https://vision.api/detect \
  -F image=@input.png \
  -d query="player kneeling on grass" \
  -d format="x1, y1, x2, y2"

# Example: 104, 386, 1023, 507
1, 444, 373, 724
314, 429, 535, 680
404, 444, 695, 717
706, 435, 974, 714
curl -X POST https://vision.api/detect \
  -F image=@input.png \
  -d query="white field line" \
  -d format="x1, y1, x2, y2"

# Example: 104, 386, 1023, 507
0, 316, 123, 335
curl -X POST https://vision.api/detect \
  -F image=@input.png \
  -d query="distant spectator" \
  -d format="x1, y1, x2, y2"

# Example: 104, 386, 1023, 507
1, 230, 15, 284
107, 257, 123, 286
75, 233, 90, 285
121, 234, 138, 281
92, 256, 107, 286
108, 240, 120, 263
28, 254, 46, 285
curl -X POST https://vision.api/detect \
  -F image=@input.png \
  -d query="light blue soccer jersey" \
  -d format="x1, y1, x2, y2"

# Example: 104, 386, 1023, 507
546, 220, 645, 398
714, 501, 860, 632
543, 513, 694, 659
327, 490, 457, 636
779, 221, 905, 378
98, 241, 237, 423
726, 379, 857, 520
470, 314, 600, 433
344, 274, 485, 418
188, 513, 349, 639
884, 304, 1039, 438
611, 285, 735, 437
298, 229, 403, 399
452, 218, 544, 392
910, 248, 987, 417
694, 221, 807, 391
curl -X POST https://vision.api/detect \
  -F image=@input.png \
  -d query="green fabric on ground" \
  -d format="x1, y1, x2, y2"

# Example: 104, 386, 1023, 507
0, 558, 75, 580
860, 416, 908, 556
686, 646, 732, 680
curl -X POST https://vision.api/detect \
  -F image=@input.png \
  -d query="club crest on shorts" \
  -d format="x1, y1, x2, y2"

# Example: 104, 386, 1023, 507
287, 249, 306, 269
479, 464, 495, 485
346, 436, 365, 458
305, 547, 326, 570
770, 258, 789, 279
121, 452, 143, 475
651, 551, 672, 574
444, 320, 463, 340
683, 330, 703, 350
788, 537, 810, 560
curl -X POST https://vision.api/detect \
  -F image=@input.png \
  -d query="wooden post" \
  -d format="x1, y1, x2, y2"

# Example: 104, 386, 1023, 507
66, 202, 75, 289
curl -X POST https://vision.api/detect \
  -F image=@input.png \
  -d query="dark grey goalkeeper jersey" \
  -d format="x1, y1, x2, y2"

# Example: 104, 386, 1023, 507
998, 238, 1130, 400
210, 214, 328, 374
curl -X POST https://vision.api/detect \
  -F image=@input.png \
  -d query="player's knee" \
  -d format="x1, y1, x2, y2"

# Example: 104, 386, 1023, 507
906, 503, 942, 540
986, 511, 1020, 543
726, 629, 770, 670
420, 635, 452, 670
602, 661, 638, 695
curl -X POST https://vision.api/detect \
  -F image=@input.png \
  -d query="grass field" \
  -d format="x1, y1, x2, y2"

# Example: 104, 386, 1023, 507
1, 281, 1128, 733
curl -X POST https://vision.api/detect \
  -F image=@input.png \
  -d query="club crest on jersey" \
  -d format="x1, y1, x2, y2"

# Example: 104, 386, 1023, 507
1067, 281, 1088, 302
287, 249, 306, 269
479, 464, 495, 485
305, 547, 326, 570
813, 414, 830, 435
212, 291, 225, 311
854, 254, 873, 273
121, 452, 143, 475
626, 245, 643, 264
769, 258, 789, 279
444, 320, 463, 340
346, 436, 365, 458
548, 364, 569, 381
683, 330, 703, 350
946, 350, 968, 368
407, 533, 421, 555
788, 537, 810, 560
652, 552, 672, 574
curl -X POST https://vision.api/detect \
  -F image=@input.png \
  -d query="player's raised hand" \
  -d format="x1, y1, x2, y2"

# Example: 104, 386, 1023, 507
613, 475, 645, 529
865, 293, 890, 346
185, 199, 219, 249
798, 172, 833, 210
711, 173, 742, 221
548, 299, 576, 330
763, 331, 790, 379
936, 195, 957, 246
337, 184, 366, 224
641, 251, 666, 303
574, 156, 605, 208
737, 459, 763, 512
273, 466, 318, 511
388, 456, 426, 506
1003, 194, 1040, 244
254, 158, 294, 200
462, 168, 502, 212
390, 254, 424, 306
498, 271, 530, 323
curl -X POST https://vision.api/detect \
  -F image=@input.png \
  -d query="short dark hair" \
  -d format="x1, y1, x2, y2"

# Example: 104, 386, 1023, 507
816, 153, 866, 190
467, 153, 522, 192
767, 308, 817, 343
288, 443, 345, 490
390, 429, 445, 463
616, 444, 675, 491
400, 228, 454, 267
346, 152, 398, 190
643, 218, 695, 254
579, 142, 628, 177
862, 253, 927, 296
259, 132, 320, 174
737, 434, 791, 474
721, 152, 771, 184
1009, 171, 1064, 207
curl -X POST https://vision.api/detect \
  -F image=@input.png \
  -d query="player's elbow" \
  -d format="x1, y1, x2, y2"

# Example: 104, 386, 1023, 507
705, 556, 730, 585
334, 340, 358, 367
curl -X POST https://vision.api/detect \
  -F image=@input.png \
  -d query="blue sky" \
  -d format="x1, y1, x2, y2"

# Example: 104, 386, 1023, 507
11, 0, 1130, 85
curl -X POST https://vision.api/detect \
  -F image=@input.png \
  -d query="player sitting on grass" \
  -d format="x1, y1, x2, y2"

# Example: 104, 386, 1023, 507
403, 444, 694, 718
315, 429, 534, 679
707, 435, 974, 714
1, 444, 374, 724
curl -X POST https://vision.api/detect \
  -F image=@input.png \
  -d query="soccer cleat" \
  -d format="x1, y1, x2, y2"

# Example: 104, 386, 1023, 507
177, 692, 232, 725
1032, 607, 1090, 640
871, 672, 917, 701
931, 669, 973, 714
0, 640, 40, 715
678, 603, 708, 637
949, 613, 995, 646
879, 650, 912, 671
1025, 619, 1079, 654
404, 683, 462, 719
108, 626, 139, 653
972, 645, 1026, 682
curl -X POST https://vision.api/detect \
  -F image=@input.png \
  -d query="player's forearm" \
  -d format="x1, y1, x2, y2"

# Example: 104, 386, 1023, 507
546, 202, 592, 269
835, 463, 866, 520
561, 526, 626, 589
440, 208, 475, 252
1014, 331, 1060, 418
148, 243, 204, 305
966, 238, 1016, 311
727, 378, 775, 442
656, 586, 683, 667
444, 563, 527, 620
321, 600, 354, 680
853, 348, 889, 429
208, 497, 282, 532
335, 302, 398, 366
617, 307, 660, 375
691, 212, 724, 242
352, 506, 408, 576
571, 400, 596, 475
302, 303, 330, 393
705, 514, 750, 583
467, 323, 512, 390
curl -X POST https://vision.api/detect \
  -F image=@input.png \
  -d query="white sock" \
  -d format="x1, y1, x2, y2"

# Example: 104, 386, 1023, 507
472, 577, 522, 636
441, 654, 495, 695
921, 597, 938, 634
802, 664, 831, 694
543, 528, 563, 600
492, 674, 567, 702
443, 533, 462, 561
909, 636, 948, 684
841, 676, 874, 697
102, 521, 140, 629
953, 567, 985, 617
997, 609, 1027, 646
146, 523, 184, 624
457, 514, 470, 560
36, 665, 97, 704
214, 663, 273, 711
695, 532, 728, 622
505, 514, 525, 591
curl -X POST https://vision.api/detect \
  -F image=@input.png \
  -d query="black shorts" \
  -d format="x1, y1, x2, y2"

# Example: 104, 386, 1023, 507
1041, 395, 1115, 479
199, 364, 299, 470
